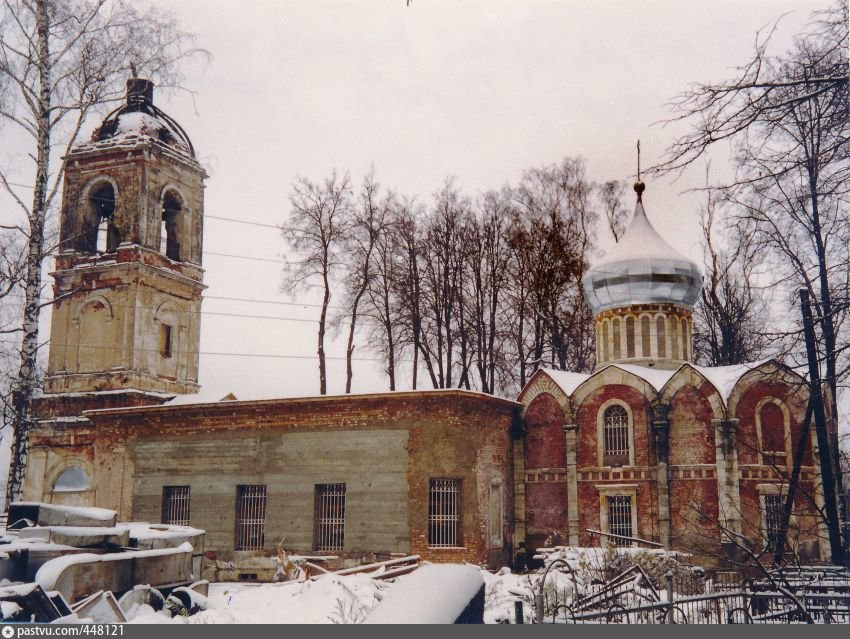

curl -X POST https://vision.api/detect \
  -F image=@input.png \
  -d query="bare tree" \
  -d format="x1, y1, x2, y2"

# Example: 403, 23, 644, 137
656, 1, 849, 417
466, 191, 511, 394
0, 0, 203, 504
418, 178, 469, 389
283, 170, 353, 395
362, 195, 409, 391
338, 169, 391, 393
393, 201, 428, 389
693, 189, 768, 366
508, 158, 596, 379
598, 180, 629, 243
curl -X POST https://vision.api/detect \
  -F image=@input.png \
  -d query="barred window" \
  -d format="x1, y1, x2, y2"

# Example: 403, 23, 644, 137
603, 404, 630, 466
429, 478, 461, 547
763, 494, 784, 551
607, 495, 633, 547
235, 484, 266, 551
162, 485, 190, 526
315, 483, 346, 552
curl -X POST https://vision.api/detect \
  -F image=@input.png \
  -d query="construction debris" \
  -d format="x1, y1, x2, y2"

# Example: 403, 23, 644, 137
0, 502, 206, 623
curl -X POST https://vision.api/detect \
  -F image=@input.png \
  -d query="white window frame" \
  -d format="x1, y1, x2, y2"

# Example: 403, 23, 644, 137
755, 397, 791, 469
596, 484, 639, 548
597, 399, 635, 467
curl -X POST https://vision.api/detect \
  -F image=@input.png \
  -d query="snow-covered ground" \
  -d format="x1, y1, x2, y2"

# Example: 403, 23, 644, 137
126, 566, 533, 625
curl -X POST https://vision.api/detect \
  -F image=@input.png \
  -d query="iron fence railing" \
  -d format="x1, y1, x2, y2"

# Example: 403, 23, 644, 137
533, 566, 850, 624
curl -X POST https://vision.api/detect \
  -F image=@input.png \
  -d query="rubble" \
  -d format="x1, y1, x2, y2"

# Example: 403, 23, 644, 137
0, 502, 206, 623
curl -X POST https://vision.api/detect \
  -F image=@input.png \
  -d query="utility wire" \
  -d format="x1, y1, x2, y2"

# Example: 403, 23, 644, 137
0, 338, 402, 363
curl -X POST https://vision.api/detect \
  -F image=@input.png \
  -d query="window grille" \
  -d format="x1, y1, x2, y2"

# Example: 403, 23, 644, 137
607, 495, 633, 546
315, 483, 346, 552
235, 484, 266, 551
429, 478, 461, 547
603, 404, 630, 466
162, 485, 190, 525
764, 494, 784, 551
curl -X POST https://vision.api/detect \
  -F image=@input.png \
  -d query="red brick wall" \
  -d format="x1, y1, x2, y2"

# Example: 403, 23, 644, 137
668, 385, 715, 466
667, 384, 721, 549
524, 393, 565, 468
574, 385, 658, 546
575, 385, 652, 466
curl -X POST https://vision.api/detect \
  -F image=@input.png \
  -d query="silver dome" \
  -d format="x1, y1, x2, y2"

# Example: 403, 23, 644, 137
583, 200, 702, 314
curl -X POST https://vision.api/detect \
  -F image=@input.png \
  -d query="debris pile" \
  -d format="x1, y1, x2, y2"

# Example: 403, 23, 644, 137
0, 502, 206, 623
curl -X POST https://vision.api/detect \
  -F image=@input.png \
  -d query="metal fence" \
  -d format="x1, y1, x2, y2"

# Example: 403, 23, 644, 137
536, 566, 850, 624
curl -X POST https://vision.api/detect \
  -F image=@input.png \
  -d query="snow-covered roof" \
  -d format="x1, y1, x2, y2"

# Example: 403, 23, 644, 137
87, 386, 520, 416
693, 359, 773, 404
533, 359, 787, 409
613, 363, 678, 392
582, 198, 702, 314
539, 370, 592, 395
71, 78, 197, 163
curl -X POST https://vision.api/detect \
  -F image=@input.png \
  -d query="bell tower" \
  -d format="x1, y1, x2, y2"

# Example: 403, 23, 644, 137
45, 78, 206, 396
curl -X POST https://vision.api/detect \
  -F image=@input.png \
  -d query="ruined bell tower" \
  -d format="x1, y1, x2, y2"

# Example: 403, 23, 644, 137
45, 78, 206, 396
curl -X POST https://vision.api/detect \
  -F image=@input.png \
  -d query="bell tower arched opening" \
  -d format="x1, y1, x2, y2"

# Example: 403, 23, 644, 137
161, 190, 183, 261
85, 182, 119, 253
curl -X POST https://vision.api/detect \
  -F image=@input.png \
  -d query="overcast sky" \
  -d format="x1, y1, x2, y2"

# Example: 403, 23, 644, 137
2, 0, 828, 401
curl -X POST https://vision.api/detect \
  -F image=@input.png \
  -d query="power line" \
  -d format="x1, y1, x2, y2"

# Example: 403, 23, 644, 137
205, 295, 341, 310
4, 291, 342, 311
0, 338, 400, 363
206, 215, 280, 230
205, 251, 288, 264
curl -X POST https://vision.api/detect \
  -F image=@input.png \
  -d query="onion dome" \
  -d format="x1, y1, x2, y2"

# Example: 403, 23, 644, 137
82, 78, 195, 158
582, 182, 702, 315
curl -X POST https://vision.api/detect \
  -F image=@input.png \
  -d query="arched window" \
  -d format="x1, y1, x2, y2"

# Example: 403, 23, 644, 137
85, 182, 118, 253
612, 318, 621, 360
681, 318, 689, 360
603, 404, 630, 467
640, 315, 651, 358
656, 316, 666, 358
161, 190, 182, 261
671, 318, 680, 360
626, 316, 635, 358
600, 320, 609, 362
53, 466, 91, 492
759, 401, 787, 467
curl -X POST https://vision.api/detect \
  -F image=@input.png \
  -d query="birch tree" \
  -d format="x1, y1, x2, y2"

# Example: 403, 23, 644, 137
0, 0, 202, 504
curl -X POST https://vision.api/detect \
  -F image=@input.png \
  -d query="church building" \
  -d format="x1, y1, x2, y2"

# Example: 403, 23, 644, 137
21, 80, 829, 579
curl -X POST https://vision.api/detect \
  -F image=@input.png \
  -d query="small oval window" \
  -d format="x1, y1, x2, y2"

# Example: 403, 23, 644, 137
53, 466, 90, 492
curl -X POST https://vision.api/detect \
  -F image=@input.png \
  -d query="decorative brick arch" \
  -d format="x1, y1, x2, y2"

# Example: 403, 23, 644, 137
72, 294, 114, 323
726, 360, 807, 417
661, 364, 725, 419
518, 370, 573, 421
571, 365, 660, 408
